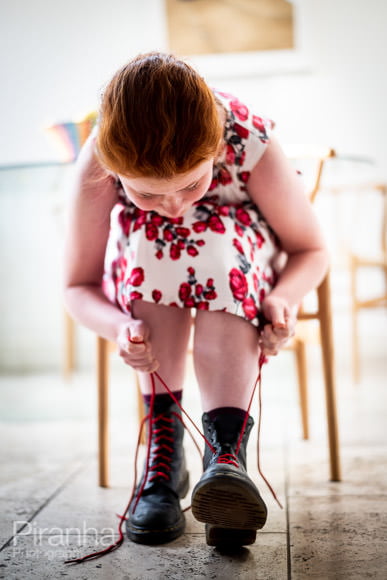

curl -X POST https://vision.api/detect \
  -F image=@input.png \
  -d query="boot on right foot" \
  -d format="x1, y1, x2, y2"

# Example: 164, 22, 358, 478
191, 410, 267, 547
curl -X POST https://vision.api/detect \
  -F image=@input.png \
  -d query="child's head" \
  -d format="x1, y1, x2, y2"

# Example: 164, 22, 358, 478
97, 52, 223, 179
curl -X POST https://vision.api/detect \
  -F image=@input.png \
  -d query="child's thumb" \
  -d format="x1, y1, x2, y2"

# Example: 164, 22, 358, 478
128, 321, 147, 343
265, 305, 287, 330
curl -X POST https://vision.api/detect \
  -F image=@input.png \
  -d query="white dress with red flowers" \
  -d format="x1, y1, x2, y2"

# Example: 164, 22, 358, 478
102, 91, 280, 328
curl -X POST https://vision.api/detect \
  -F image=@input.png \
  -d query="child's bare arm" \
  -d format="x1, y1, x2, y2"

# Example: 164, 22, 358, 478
63, 136, 158, 372
247, 136, 329, 355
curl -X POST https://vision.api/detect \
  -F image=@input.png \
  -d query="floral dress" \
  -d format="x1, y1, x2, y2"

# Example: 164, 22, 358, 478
102, 91, 281, 328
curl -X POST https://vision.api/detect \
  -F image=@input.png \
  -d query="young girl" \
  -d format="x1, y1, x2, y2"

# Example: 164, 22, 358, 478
64, 52, 328, 548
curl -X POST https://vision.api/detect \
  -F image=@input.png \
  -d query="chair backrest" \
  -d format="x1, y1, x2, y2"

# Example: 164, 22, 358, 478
284, 144, 336, 202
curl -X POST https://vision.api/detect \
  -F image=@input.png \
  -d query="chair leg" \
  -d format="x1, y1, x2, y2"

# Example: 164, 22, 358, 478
64, 311, 75, 379
317, 273, 341, 481
294, 337, 309, 440
136, 372, 146, 445
97, 336, 109, 487
350, 256, 361, 383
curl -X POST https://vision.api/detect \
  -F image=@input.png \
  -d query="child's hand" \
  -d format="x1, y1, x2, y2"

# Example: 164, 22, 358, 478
116, 320, 159, 373
258, 296, 296, 356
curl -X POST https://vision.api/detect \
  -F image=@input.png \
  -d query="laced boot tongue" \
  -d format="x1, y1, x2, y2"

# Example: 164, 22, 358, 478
144, 412, 175, 490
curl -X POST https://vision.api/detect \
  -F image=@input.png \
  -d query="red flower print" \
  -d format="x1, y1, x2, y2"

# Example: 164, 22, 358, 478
259, 288, 266, 302
208, 177, 218, 191
187, 245, 199, 257
195, 284, 203, 296
253, 272, 259, 292
188, 267, 195, 276
256, 231, 265, 248
242, 297, 258, 320
235, 224, 244, 237
128, 267, 144, 287
204, 289, 218, 300
193, 221, 207, 233
170, 243, 181, 260
238, 171, 250, 183
209, 215, 226, 234
207, 278, 214, 287
219, 167, 233, 185
196, 239, 205, 246
179, 282, 191, 301
176, 226, 190, 238
230, 99, 249, 121
112, 256, 127, 283
146, 222, 158, 241
197, 301, 209, 310
118, 210, 131, 237
177, 239, 185, 250
130, 291, 143, 300
239, 151, 246, 165
218, 205, 230, 216
133, 212, 146, 232
156, 249, 163, 260
184, 297, 195, 308
235, 208, 251, 226
234, 123, 249, 140
229, 268, 248, 301
151, 214, 164, 226
252, 115, 266, 133
233, 238, 244, 254
164, 228, 174, 242
225, 144, 235, 164
152, 289, 162, 303
217, 90, 234, 99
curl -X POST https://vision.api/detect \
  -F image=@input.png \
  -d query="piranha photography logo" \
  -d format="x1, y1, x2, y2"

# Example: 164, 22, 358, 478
11, 520, 116, 560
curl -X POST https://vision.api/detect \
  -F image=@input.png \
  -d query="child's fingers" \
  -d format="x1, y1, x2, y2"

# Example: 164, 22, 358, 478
116, 320, 160, 372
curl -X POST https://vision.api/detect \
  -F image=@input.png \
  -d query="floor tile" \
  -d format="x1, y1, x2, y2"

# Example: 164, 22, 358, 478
0, 532, 287, 580
289, 495, 387, 579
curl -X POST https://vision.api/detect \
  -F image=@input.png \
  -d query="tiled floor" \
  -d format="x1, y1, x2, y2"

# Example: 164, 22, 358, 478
0, 276, 386, 579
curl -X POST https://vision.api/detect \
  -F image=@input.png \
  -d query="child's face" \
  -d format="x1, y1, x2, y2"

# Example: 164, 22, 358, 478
119, 159, 214, 218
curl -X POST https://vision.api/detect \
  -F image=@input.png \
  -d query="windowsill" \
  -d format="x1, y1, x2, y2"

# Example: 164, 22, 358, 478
188, 49, 312, 80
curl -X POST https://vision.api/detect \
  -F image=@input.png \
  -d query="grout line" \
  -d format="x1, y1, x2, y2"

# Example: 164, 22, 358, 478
0, 460, 89, 553
283, 434, 292, 579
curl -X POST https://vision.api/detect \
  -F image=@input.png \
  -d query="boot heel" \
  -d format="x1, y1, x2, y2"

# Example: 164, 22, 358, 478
205, 524, 257, 547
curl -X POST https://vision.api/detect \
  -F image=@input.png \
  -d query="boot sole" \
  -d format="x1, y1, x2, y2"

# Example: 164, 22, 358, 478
126, 515, 186, 545
191, 474, 267, 532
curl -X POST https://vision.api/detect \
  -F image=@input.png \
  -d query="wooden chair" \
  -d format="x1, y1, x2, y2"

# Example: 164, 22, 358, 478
95, 145, 341, 487
284, 146, 340, 480
348, 182, 387, 382
323, 180, 387, 382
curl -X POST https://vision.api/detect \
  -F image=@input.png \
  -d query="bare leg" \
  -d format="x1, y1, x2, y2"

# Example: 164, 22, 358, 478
131, 300, 192, 395
193, 310, 260, 411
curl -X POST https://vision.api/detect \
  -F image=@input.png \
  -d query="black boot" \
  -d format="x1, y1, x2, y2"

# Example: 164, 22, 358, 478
126, 398, 189, 544
191, 409, 267, 547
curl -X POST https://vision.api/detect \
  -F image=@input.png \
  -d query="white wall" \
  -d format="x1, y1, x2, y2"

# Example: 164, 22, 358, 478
0, 0, 386, 371
0, 0, 168, 164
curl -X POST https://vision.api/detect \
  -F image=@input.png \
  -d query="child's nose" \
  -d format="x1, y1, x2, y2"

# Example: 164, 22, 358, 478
163, 197, 184, 217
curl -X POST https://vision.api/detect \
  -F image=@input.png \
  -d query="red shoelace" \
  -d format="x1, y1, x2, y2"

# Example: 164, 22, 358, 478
64, 351, 282, 565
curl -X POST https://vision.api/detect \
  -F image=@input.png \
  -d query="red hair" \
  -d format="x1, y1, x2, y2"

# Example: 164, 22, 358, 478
96, 52, 223, 178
